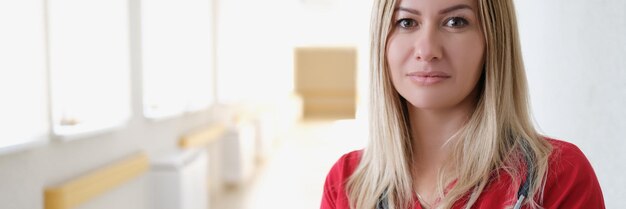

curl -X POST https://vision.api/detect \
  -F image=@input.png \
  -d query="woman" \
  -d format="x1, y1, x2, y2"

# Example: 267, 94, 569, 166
320, 0, 605, 208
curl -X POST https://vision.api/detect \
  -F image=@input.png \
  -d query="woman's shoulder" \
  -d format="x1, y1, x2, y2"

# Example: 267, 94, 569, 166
544, 137, 598, 175
320, 149, 363, 209
546, 137, 586, 158
334, 149, 363, 170
541, 137, 605, 208
325, 149, 363, 183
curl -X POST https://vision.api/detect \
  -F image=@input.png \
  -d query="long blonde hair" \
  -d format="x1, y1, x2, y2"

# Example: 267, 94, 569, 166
346, 0, 552, 208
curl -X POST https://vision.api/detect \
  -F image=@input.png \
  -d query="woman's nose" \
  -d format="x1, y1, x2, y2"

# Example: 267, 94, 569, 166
413, 27, 443, 62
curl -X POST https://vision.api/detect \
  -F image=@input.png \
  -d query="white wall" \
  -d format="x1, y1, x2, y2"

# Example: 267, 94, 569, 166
215, 0, 373, 112
215, 0, 298, 104
0, 0, 223, 208
515, 0, 626, 208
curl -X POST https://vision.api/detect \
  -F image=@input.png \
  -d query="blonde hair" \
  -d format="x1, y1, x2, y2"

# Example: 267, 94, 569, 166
346, 0, 552, 208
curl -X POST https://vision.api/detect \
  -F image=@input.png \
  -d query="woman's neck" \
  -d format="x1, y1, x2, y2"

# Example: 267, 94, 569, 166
409, 107, 469, 172
408, 96, 476, 206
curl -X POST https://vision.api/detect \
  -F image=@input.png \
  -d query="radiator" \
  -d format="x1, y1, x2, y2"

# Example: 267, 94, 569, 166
221, 121, 256, 185
150, 149, 209, 209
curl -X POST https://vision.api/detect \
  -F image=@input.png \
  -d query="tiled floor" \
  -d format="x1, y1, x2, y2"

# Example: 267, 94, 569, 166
211, 119, 368, 209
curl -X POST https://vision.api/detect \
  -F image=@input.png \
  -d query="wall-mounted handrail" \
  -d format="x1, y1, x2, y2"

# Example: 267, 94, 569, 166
44, 152, 148, 209
179, 123, 227, 149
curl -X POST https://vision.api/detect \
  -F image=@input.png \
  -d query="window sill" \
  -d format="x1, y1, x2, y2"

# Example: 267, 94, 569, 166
0, 135, 48, 156
143, 105, 212, 122
53, 119, 129, 142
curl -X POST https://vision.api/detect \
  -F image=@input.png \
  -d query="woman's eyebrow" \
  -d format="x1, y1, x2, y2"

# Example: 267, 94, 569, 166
395, 4, 474, 15
395, 7, 421, 15
439, 4, 473, 14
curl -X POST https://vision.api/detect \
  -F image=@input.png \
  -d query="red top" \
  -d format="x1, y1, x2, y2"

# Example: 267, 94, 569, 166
320, 138, 605, 209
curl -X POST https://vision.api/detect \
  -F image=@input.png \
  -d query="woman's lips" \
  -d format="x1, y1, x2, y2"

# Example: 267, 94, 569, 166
406, 71, 451, 85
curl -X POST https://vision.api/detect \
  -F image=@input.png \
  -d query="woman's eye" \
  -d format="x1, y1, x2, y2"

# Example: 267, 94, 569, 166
444, 17, 469, 28
396, 18, 417, 29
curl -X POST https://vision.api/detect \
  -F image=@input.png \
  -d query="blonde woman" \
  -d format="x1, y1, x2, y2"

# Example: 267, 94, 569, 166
320, 0, 605, 208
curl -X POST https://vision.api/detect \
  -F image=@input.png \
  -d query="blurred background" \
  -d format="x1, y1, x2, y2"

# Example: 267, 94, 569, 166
0, 0, 624, 209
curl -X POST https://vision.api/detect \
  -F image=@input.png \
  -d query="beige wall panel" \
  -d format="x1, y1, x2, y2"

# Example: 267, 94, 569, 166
295, 47, 357, 119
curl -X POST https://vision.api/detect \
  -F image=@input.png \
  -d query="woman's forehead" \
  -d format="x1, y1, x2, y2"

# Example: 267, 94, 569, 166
395, 0, 478, 13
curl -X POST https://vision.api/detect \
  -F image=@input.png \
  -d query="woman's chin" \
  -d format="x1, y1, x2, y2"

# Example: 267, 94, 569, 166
404, 99, 449, 110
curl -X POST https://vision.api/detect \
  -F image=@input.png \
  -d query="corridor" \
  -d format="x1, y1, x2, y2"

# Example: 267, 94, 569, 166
211, 119, 367, 209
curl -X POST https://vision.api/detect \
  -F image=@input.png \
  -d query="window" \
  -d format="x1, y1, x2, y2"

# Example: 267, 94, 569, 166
47, 0, 131, 139
141, 0, 214, 119
0, 1, 49, 154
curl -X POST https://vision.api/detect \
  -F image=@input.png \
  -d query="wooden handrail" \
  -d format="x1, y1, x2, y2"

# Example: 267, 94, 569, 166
179, 123, 227, 149
44, 152, 148, 209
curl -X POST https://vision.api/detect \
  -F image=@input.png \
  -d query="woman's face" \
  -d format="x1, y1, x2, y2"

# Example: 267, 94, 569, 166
387, 0, 485, 110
